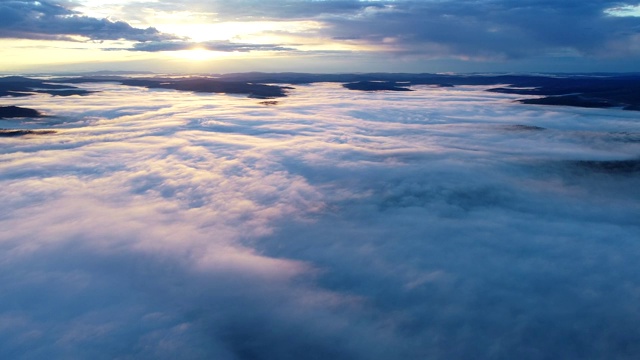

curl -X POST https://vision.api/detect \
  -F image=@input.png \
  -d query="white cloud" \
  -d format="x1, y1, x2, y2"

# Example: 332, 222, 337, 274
1, 81, 640, 358
605, 4, 640, 17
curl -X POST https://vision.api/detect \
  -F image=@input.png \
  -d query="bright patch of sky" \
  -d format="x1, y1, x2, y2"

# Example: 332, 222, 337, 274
155, 20, 323, 43
73, 1, 328, 48
605, 4, 640, 17
74, 0, 139, 19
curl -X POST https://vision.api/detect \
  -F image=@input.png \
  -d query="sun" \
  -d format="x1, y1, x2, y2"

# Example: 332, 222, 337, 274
171, 48, 221, 61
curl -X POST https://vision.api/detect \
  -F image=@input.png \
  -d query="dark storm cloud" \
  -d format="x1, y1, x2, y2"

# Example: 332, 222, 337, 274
129, 40, 295, 53
0, 0, 178, 41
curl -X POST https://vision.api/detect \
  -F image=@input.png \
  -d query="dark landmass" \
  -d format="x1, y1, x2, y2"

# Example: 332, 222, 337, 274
487, 75, 640, 110
49, 75, 126, 84
0, 129, 56, 137
214, 73, 640, 109
51, 76, 290, 99
0, 76, 95, 97
503, 124, 547, 131
0, 91, 33, 97
44, 89, 96, 97
213, 72, 457, 86
0, 106, 43, 119
343, 81, 413, 92
605, 132, 640, 143
8, 72, 640, 110
132, 78, 289, 99
62, 75, 298, 98
214, 72, 460, 90
569, 158, 640, 174
519, 95, 613, 108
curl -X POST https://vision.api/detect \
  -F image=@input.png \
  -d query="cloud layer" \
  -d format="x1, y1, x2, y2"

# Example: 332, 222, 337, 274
0, 0, 177, 41
107, 0, 640, 60
129, 40, 294, 53
3, 0, 640, 71
1, 81, 640, 359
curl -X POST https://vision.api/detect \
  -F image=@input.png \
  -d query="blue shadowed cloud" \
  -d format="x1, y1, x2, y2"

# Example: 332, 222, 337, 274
1, 79, 639, 359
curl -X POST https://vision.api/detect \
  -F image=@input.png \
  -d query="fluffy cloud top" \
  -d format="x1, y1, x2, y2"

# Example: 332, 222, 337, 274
1, 80, 639, 359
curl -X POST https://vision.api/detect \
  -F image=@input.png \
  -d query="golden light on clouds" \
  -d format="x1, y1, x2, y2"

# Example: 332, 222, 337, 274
0, 39, 154, 71
605, 4, 640, 17
169, 48, 229, 61
155, 20, 323, 43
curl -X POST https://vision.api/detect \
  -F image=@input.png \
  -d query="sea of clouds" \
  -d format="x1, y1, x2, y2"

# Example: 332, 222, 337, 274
1, 82, 639, 359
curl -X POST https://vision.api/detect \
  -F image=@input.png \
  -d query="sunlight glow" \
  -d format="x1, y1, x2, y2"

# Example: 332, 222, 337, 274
0, 39, 154, 71
170, 48, 224, 61
604, 4, 640, 17
166, 48, 254, 62
156, 21, 323, 43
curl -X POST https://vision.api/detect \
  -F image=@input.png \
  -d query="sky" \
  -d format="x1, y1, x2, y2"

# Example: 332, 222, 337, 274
1, 0, 640, 73
2, 2, 640, 359
2, 81, 640, 359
